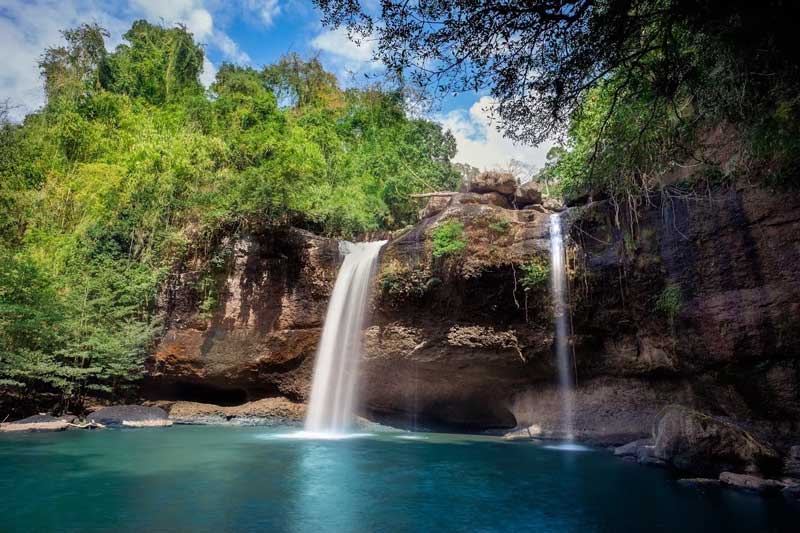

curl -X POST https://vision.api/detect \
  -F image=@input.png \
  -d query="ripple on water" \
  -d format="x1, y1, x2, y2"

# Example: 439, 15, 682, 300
542, 442, 593, 452
257, 431, 375, 441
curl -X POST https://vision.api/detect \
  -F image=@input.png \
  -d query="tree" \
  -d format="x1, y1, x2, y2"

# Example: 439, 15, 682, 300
262, 53, 341, 109
313, 1, 800, 147
101, 20, 204, 105
40, 23, 109, 103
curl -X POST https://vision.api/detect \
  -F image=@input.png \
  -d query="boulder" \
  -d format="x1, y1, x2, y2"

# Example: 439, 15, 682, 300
784, 445, 800, 477
719, 472, 785, 493
514, 181, 543, 207
87, 405, 169, 427
542, 197, 562, 211
653, 405, 781, 474
467, 171, 517, 196
614, 438, 653, 457
419, 195, 452, 219
454, 192, 511, 209
783, 483, 800, 502
637, 445, 666, 466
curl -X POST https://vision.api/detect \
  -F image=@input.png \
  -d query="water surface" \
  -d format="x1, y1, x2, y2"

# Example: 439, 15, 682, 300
1, 426, 796, 532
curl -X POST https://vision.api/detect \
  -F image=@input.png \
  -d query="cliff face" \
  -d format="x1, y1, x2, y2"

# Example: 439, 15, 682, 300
361, 184, 800, 443
144, 227, 339, 405
145, 183, 800, 446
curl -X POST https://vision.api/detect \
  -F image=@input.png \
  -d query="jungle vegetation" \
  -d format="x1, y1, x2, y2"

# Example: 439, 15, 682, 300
0, 20, 459, 410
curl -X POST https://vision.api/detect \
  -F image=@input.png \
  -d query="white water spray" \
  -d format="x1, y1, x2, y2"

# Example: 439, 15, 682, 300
305, 240, 386, 434
549, 213, 575, 440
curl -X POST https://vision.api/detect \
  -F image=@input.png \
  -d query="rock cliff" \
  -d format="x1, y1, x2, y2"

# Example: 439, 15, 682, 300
145, 179, 800, 450
144, 226, 339, 405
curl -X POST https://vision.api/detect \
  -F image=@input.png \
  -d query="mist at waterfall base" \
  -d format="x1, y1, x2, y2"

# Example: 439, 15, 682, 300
2, 426, 796, 532
549, 213, 576, 441
302, 240, 385, 437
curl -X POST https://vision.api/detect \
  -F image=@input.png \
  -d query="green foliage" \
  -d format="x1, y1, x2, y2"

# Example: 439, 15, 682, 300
101, 20, 204, 105
520, 260, 550, 291
379, 259, 434, 302
655, 284, 682, 321
0, 20, 461, 409
488, 219, 509, 234
431, 220, 466, 258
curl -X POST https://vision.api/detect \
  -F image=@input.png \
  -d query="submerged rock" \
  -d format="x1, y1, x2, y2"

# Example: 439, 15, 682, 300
677, 478, 721, 488
719, 472, 785, 493
783, 483, 800, 502
88, 405, 169, 427
653, 406, 780, 474
614, 438, 653, 457
636, 445, 667, 466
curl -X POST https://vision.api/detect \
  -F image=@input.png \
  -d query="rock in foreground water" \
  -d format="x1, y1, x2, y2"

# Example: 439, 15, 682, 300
165, 398, 305, 425
653, 405, 780, 474
0, 415, 71, 433
88, 405, 170, 427
719, 472, 785, 493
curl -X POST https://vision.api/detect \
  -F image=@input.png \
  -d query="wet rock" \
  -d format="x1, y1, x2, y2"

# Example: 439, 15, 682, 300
467, 171, 517, 196
653, 406, 780, 474
87, 405, 169, 427
719, 472, 785, 493
678, 478, 721, 488
783, 483, 800, 502
0, 415, 71, 433
637, 445, 667, 466
783, 445, 800, 477
503, 425, 543, 441
614, 438, 653, 457
165, 398, 304, 426
513, 181, 543, 208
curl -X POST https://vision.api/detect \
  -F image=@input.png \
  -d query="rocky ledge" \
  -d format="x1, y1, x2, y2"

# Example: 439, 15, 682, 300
150, 397, 305, 426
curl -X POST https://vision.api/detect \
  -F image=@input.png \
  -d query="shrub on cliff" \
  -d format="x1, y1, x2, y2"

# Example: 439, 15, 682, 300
431, 221, 467, 259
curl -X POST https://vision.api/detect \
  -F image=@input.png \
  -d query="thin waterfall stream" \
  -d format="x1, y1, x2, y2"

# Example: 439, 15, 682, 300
549, 213, 575, 440
304, 240, 386, 434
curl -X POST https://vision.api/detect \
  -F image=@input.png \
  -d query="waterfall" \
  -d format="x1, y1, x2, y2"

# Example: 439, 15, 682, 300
549, 213, 575, 440
305, 240, 386, 434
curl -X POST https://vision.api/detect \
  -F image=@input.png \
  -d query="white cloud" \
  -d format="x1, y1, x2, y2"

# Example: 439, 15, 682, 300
0, 0, 130, 120
436, 96, 556, 173
311, 27, 380, 76
130, 0, 213, 39
245, 0, 281, 27
211, 31, 250, 64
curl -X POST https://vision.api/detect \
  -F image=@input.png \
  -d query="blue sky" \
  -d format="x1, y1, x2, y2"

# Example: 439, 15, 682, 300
0, 0, 553, 171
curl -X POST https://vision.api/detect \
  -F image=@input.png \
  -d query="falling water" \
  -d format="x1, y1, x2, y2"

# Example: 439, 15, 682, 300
549, 213, 575, 440
305, 240, 386, 434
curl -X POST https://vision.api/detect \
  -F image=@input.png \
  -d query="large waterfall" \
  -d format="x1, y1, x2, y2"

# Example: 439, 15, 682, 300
305, 240, 386, 434
549, 213, 575, 440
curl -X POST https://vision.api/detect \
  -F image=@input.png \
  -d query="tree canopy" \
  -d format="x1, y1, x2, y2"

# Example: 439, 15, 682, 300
315, 0, 800, 199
